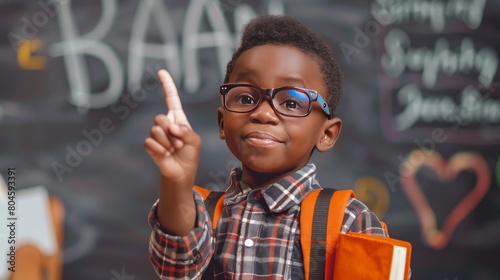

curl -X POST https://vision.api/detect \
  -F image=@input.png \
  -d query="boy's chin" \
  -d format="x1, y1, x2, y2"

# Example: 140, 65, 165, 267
239, 159, 275, 172
232, 147, 311, 175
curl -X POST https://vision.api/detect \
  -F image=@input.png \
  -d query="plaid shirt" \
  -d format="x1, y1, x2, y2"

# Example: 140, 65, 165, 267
149, 164, 388, 279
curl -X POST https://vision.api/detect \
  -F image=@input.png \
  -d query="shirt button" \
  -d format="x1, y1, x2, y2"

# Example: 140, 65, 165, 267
253, 191, 263, 200
244, 238, 254, 247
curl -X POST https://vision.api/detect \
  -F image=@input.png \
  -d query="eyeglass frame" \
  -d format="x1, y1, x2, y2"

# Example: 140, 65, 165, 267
219, 83, 333, 119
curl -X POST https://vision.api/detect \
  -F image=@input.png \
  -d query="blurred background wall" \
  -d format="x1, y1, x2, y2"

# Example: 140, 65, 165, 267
1, 0, 499, 279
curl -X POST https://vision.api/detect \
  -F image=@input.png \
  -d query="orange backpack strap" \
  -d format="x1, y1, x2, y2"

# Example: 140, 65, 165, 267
381, 221, 389, 235
193, 185, 212, 200
193, 186, 225, 280
193, 186, 225, 230
300, 188, 355, 280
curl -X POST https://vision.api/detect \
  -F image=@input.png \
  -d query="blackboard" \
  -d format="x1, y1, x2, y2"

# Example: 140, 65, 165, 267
1, 0, 499, 279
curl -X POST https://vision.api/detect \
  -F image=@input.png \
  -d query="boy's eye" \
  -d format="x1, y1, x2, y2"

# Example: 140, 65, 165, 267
235, 94, 256, 105
226, 86, 260, 106
280, 100, 300, 109
275, 89, 309, 111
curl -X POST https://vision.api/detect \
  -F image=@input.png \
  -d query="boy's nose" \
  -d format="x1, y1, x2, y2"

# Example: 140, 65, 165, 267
249, 98, 279, 124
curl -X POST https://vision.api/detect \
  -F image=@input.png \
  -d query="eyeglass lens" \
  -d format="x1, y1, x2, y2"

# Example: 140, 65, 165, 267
225, 85, 311, 116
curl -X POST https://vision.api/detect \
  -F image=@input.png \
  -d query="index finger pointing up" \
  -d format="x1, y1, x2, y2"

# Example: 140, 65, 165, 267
159, 69, 184, 113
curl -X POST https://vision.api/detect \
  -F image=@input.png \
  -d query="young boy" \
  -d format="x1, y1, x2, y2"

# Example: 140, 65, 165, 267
145, 15, 388, 279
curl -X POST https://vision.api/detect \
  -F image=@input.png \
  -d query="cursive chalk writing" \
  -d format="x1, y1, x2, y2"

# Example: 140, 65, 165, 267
394, 83, 500, 130
371, 0, 487, 32
382, 29, 498, 88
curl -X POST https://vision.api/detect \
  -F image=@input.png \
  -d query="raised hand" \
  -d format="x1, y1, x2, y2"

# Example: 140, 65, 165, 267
144, 70, 201, 235
144, 69, 201, 185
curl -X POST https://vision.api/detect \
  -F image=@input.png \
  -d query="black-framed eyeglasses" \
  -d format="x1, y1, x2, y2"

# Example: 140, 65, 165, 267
220, 83, 332, 119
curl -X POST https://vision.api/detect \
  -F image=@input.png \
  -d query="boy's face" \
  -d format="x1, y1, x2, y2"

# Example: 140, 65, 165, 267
218, 44, 341, 179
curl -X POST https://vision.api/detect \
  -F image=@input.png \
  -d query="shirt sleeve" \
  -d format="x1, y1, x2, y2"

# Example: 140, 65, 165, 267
148, 190, 214, 280
341, 197, 389, 237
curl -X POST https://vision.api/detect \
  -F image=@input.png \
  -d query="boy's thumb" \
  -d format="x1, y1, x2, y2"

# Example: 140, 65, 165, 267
169, 124, 200, 147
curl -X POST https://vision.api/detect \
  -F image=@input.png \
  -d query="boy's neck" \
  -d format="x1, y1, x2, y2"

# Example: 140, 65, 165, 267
240, 164, 307, 189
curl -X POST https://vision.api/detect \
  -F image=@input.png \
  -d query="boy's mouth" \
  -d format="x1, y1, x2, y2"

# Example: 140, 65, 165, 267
243, 132, 283, 146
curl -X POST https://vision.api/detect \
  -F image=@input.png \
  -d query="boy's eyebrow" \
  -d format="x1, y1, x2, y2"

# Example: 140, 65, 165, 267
233, 71, 307, 88
232, 71, 254, 81
278, 77, 306, 88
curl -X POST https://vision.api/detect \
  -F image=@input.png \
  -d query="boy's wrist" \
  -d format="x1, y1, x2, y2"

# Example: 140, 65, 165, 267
159, 173, 196, 191
157, 188, 197, 236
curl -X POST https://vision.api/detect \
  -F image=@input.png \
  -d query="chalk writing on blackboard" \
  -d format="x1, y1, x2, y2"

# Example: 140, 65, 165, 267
374, 0, 499, 144
371, 0, 487, 32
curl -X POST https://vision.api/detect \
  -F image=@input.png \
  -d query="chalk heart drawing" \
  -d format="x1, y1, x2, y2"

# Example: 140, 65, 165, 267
399, 150, 490, 250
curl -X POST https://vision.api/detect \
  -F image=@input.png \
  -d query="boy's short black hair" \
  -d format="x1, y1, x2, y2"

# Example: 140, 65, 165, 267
224, 15, 343, 115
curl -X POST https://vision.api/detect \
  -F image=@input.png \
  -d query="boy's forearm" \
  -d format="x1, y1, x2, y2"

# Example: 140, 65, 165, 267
149, 192, 214, 279
157, 176, 197, 236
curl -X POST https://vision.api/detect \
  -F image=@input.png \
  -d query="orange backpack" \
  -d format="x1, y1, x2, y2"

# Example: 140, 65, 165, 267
194, 186, 411, 280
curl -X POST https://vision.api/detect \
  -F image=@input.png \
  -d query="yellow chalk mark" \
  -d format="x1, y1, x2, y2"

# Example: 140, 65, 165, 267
18, 39, 46, 70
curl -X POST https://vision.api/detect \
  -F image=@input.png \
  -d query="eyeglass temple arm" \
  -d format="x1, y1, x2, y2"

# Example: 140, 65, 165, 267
315, 93, 332, 118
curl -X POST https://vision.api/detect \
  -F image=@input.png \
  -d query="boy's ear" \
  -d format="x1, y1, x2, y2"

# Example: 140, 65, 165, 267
217, 107, 225, 139
316, 117, 342, 152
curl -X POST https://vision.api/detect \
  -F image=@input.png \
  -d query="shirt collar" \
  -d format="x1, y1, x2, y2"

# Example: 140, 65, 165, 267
224, 163, 322, 213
